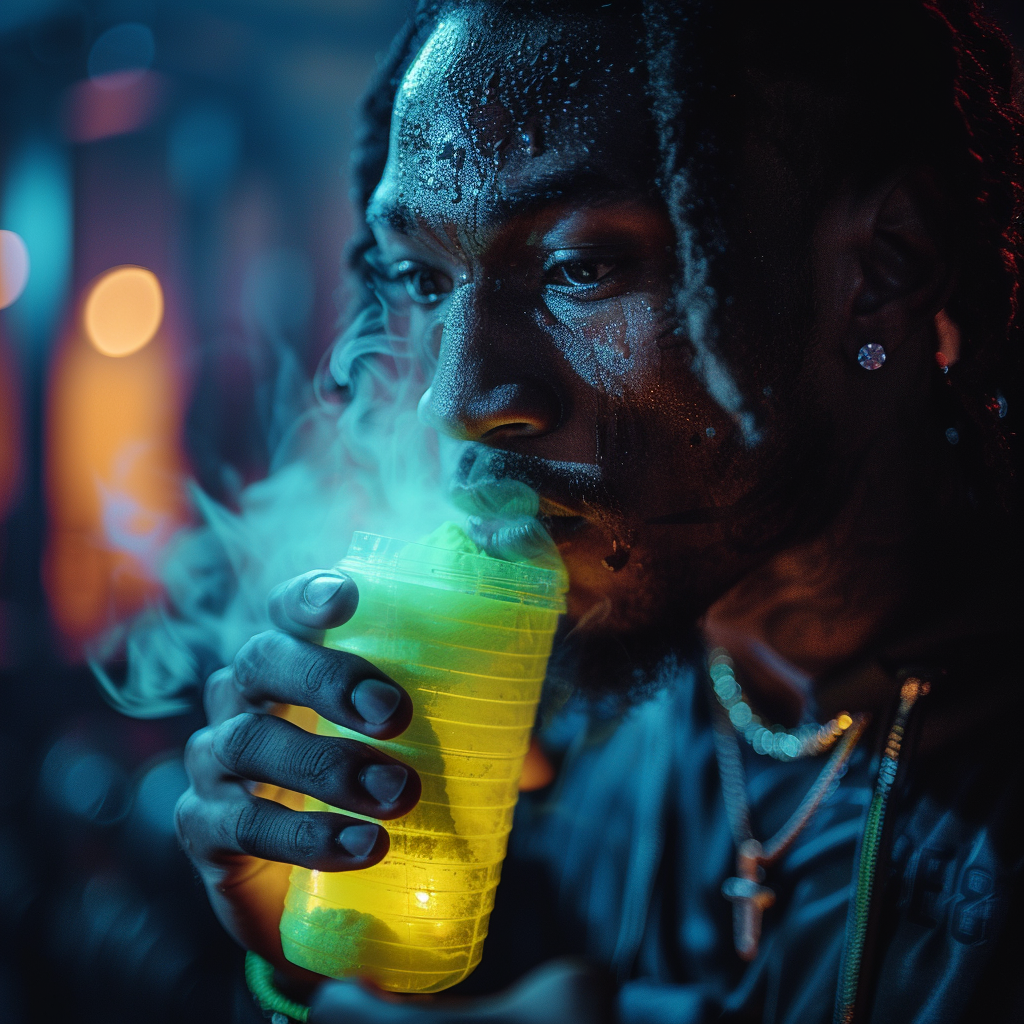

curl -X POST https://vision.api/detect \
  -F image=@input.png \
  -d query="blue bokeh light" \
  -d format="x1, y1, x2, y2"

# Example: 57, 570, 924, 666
87, 22, 155, 80
40, 737, 128, 824
133, 757, 189, 838
0, 140, 72, 347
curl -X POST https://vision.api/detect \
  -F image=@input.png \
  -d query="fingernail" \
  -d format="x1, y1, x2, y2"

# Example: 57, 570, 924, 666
360, 763, 408, 805
351, 678, 402, 724
337, 823, 380, 858
303, 574, 345, 608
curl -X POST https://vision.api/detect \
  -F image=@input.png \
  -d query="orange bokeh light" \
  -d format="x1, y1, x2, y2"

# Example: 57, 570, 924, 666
45, 280, 187, 650
84, 265, 164, 357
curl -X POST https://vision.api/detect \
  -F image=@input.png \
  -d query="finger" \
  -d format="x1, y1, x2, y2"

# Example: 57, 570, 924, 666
268, 570, 359, 641
211, 713, 420, 819
230, 630, 412, 740
175, 787, 388, 871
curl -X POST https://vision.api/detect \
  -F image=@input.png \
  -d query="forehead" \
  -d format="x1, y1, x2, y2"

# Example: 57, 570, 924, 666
396, 10, 639, 139
369, 8, 658, 235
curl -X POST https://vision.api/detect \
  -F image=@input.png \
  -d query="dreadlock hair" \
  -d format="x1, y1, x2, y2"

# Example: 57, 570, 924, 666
342, 0, 1022, 530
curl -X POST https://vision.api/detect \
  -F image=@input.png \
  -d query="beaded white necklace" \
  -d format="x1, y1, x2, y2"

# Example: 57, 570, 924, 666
708, 646, 856, 761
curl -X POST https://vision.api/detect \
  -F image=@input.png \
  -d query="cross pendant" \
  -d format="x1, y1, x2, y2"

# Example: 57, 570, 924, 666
722, 839, 776, 961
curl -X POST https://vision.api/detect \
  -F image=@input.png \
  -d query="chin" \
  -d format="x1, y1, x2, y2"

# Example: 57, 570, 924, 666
547, 531, 704, 705
546, 605, 701, 713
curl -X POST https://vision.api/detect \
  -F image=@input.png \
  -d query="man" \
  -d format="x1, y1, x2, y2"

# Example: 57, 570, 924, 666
174, 1, 1022, 1021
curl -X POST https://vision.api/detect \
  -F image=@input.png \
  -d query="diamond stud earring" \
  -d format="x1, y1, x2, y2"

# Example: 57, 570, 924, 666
857, 343, 886, 370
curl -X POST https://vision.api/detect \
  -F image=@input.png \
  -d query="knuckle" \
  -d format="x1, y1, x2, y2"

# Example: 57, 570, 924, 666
298, 647, 338, 701
290, 816, 328, 861
296, 739, 345, 792
202, 667, 232, 719
214, 713, 265, 771
234, 800, 330, 862
232, 633, 277, 697
173, 790, 199, 850
234, 798, 263, 851
183, 727, 213, 777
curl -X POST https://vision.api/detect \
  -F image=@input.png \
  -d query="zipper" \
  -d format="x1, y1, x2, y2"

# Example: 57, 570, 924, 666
833, 677, 930, 1024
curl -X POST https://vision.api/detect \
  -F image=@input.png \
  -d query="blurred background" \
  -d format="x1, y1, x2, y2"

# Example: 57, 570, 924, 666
0, 1, 409, 1019
1, 1, 1022, 1022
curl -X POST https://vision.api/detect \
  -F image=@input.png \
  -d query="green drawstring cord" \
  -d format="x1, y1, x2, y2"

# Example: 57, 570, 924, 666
245, 951, 311, 1023
833, 678, 929, 1024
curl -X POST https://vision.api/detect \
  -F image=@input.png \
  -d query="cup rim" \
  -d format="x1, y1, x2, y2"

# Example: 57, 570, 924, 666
338, 531, 567, 610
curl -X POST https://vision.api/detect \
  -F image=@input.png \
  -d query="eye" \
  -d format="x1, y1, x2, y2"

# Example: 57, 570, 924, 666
363, 250, 453, 310
394, 261, 452, 305
545, 259, 616, 289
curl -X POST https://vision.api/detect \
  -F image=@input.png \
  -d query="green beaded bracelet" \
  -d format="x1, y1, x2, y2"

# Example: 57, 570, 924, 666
244, 951, 311, 1023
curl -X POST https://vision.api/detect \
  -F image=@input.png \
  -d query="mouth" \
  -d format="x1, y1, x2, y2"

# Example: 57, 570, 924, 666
537, 509, 588, 546
452, 445, 598, 553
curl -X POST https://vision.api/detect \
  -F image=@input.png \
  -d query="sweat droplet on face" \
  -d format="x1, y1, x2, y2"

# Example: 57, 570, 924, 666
613, 327, 630, 359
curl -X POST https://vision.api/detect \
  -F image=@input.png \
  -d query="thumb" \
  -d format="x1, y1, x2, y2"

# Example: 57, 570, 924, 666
267, 570, 359, 640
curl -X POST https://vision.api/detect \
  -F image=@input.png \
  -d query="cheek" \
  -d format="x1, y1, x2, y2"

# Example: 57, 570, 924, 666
543, 293, 665, 397
543, 293, 731, 482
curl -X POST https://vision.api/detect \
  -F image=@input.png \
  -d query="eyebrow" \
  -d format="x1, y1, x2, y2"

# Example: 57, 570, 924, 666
367, 169, 651, 236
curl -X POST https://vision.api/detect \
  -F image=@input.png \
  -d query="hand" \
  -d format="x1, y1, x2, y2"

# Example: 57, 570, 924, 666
175, 570, 421, 985
310, 959, 613, 1024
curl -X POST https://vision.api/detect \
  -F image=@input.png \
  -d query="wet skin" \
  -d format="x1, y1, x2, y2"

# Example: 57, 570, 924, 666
177, 7, 958, 1016
372, 14, 767, 636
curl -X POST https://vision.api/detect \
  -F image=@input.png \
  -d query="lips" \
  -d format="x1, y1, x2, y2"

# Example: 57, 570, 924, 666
452, 443, 600, 553
538, 510, 587, 546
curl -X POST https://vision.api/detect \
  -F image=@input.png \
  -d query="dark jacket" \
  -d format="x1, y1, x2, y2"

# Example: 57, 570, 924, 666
471, 639, 1023, 1023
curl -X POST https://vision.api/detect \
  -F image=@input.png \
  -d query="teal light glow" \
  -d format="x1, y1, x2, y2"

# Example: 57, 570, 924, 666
1, 139, 73, 346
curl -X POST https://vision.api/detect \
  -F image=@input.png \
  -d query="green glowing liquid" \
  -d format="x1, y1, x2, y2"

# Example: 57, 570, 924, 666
279, 523, 563, 992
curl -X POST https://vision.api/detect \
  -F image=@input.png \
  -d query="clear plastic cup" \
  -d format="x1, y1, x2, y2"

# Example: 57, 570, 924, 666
279, 524, 566, 992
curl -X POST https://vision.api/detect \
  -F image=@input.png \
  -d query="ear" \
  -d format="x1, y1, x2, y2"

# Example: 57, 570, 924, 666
840, 172, 955, 367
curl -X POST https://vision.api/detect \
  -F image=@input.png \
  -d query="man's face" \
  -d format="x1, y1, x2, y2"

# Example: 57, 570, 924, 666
366, 9, 814, 652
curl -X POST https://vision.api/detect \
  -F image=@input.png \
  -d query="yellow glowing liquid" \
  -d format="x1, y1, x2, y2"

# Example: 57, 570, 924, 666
279, 527, 563, 992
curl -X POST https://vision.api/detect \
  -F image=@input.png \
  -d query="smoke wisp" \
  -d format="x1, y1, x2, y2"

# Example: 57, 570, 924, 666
92, 292, 479, 717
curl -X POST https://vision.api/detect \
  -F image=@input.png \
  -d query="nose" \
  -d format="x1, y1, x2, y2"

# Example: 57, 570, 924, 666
419, 284, 561, 443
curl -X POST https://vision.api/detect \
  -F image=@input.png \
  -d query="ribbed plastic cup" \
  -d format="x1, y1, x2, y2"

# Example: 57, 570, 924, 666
279, 524, 566, 992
